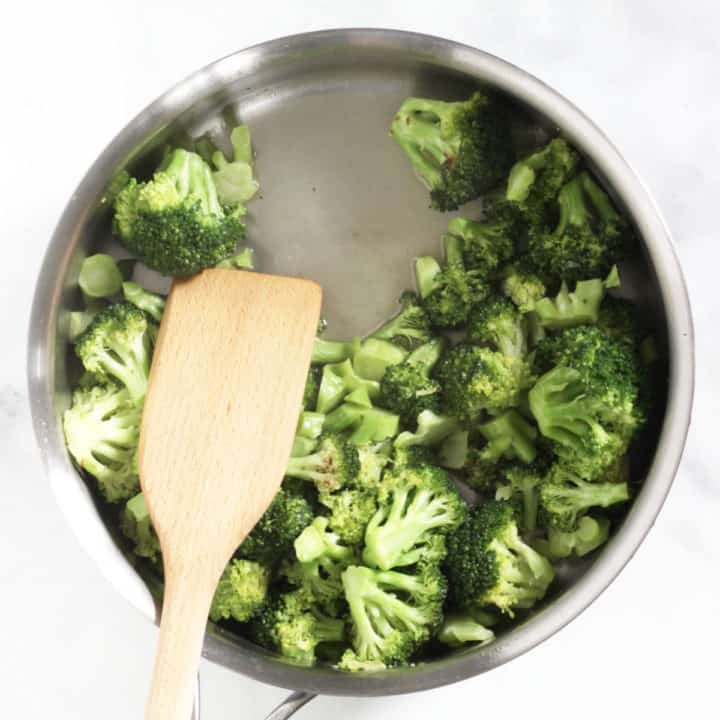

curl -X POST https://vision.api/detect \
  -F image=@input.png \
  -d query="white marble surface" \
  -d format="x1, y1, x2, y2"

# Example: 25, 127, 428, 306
2, 1, 718, 718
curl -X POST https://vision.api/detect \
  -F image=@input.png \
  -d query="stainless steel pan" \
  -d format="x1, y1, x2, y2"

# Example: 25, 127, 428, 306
27, 29, 694, 719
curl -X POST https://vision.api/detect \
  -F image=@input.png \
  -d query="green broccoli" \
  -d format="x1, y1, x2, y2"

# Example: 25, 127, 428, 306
437, 429, 469, 470
437, 611, 496, 647
295, 411, 325, 441
79, 254, 124, 299
302, 366, 321, 411
495, 459, 549, 533
597, 296, 642, 347
446, 500, 554, 616
237, 489, 314, 565
312, 337, 356, 365
535, 514, 611, 558
379, 338, 445, 424
500, 260, 547, 312
210, 559, 270, 623
477, 409, 538, 464
114, 148, 246, 276
353, 338, 408, 382
528, 172, 630, 284
435, 344, 532, 420
363, 463, 466, 570
342, 563, 446, 666
215, 246, 255, 270
286, 434, 360, 492
369, 291, 432, 350
539, 465, 629, 531
356, 443, 391, 491
390, 91, 514, 211
210, 125, 259, 205
394, 410, 461, 450
467, 295, 529, 359
316, 359, 380, 413
249, 589, 345, 666
284, 517, 355, 609
323, 403, 400, 445
463, 446, 507, 492
446, 216, 515, 277
122, 281, 166, 322
121, 493, 160, 561
63, 384, 141, 503
75, 303, 154, 404
319, 487, 378, 547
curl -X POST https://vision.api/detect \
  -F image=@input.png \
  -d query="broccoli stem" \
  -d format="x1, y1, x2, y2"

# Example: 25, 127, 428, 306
122, 282, 166, 322
312, 338, 355, 365
79, 254, 123, 299
415, 257, 442, 299
216, 247, 255, 269
353, 339, 407, 381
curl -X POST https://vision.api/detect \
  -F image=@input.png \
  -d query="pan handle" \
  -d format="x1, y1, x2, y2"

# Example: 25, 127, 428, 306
263, 691, 316, 720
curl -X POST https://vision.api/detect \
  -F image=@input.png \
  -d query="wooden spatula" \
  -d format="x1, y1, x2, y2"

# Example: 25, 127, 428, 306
138, 268, 322, 720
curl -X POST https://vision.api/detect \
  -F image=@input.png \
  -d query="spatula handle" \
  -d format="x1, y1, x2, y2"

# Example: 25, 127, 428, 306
146, 569, 219, 720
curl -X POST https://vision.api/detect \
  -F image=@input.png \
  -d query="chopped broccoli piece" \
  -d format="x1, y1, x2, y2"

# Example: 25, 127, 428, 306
319, 487, 378, 547
356, 443, 391, 491
63, 383, 141, 503
467, 295, 529, 359
496, 459, 549, 533
79, 254, 124, 299
363, 463, 466, 570
121, 493, 160, 561
446, 216, 515, 276
370, 291, 433, 350
394, 410, 461, 449
539, 465, 629, 531
210, 559, 270, 623
437, 611, 496, 647
122, 281, 165, 322
446, 500, 554, 616
342, 563, 446, 665
500, 260, 547, 312
390, 91, 514, 211
438, 430, 469, 470
75, 303, 154, 404
302, 366, 321, 411
435, 344, 532, 420
535, 514, 611, 558
353, 338, 408, 382
114, 148, 246, 276
323, 403, 400, 445
215, 246, 255, 269
379, 339, 444, 424
312, 337, 356, 365
238, 489, 314, 565
286, 434, 360, 492
316, 359, 380, 413
211, 126, 259, 205
478, 409, 538, 464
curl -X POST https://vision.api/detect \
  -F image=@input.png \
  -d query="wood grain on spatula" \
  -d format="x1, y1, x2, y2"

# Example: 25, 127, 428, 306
138, 268, 322, 720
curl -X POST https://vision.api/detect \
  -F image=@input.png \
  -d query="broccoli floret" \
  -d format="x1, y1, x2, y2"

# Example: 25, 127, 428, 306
363, 463, 466, 570
370, 291, 433, 350
446, 500, 554, 616
435, 344, 532, 420
122, 281, 165, 322
356, 443, 391, 491
528, 172, 630, 284
237, 489, 314, 565
312, 337, 356, 365
210, 125, 259, 205
463, 446, 507, 492
63, 383, 141, 502
295, 411, 325, 441
535, 514, 611, 558
393, 444, 438, 468
437, 611, 496, 647
121, 493, 160, 561
353, 338, 408, 382
316, 359, 380, 413
74, 303, 154, 404
394, 410, 461, 450
323, 402, 400, 445
597, 296, 642, 347
390, 92, 514, 211
249, 589, 345, 666
478, 409, 538, 464
215, 246, 255, 269
319, 487, 378, 547
503, 138, 579, 220
379, 338, 444, 424
342, 563, 446, 666
539, 465, 629, 531
415, 253, 489, 329
79, 254, 124, 299
302, 366, 321, 411
500, 260, 547, 312
495, 458, 550, 532
286, 434, 360, 492
446, 216, 515, 277
467, 295, 529, 359
284, 517, 355, 609
114, 148, 247, 276
210, 559, 270, 623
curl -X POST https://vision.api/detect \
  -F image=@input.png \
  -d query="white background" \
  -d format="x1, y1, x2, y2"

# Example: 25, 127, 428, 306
3, 1, 719, 718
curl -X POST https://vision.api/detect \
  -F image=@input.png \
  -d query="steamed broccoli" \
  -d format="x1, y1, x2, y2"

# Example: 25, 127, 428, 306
341, 563, 446, 666
437, 611, 496, 648
353, 338, 408, 382
122, 281, 166, 322
75, 303, 154, 404
312, 337, 356, 365
356, 442, 391, 491
496, 459, 549, 532
528, 172, 630, 284
363, 463, 466, 570
121, 493, 160, 560
323, 402, 400, 445
63, 383, 141, 502
467, 295, 529, 359
210, 559, 270, 623
394, 410, 461, 450
379, 338, 444, 424
446, 500, 554, 616
79, 254, 124, 299
539, 465, 629, 531
215, 246, 255, 270
369, 291, 433, 350
302, 367, 321, 411
210, 125, 259, 205
316, 359, 380, 413
477, 409, 538, 464
390, 91, 514, 211
319, 487, 378, 547
597, 296, 642, 347
114, 148, 247, 275
237, 489, 314, 565
500, 260, 547, 312
435, 344, 532, 420
446, 216, 515, 277
535, 514, 611, 558
286, 434, 360, 492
